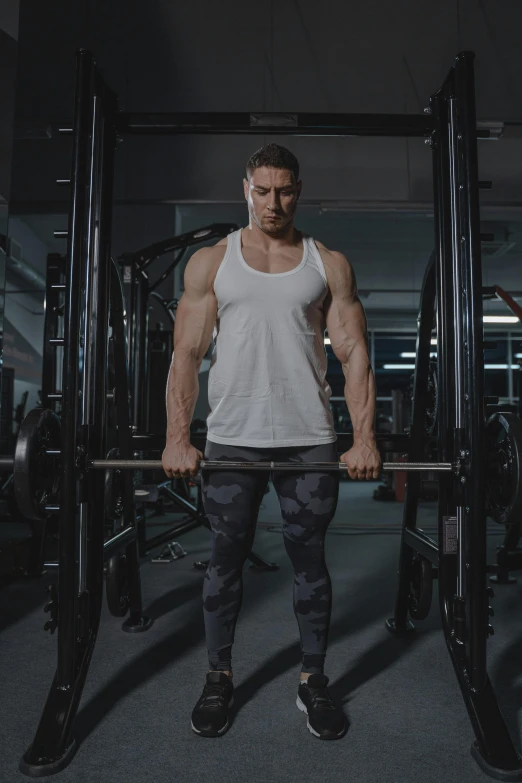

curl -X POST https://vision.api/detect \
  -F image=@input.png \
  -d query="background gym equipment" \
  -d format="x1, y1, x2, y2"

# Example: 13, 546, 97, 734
485, 412, 522, 525
117, 223, 238, 434
36, 234, 272, 575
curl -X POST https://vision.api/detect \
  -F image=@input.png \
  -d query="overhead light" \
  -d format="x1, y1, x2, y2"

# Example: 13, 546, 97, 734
431, 339, 437, 345
318, 200, 434, 216
515, 354, 522, 359
383, 362, 519, 371
400, 352, 437, 358
429, 318, 520, 327
383, 364, 416, 370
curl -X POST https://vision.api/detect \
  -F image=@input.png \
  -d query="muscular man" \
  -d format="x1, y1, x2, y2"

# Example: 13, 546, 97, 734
162, 143, 381, 741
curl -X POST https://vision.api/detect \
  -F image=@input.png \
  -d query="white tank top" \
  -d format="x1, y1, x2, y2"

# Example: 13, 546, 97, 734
206, 228, 337, 447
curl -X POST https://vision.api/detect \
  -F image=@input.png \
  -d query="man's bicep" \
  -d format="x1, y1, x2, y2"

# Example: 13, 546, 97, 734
173, 250, 218, 362
174, 291, 217, 362
324, 254, 368, 364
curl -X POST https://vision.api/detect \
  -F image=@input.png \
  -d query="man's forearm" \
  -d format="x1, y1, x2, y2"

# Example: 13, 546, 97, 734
342, 342, 377, 443
165, 351, 200, 445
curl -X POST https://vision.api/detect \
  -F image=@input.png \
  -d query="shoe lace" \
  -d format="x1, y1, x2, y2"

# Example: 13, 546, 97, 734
202, 683, 228, 708
307, 685, 336, 710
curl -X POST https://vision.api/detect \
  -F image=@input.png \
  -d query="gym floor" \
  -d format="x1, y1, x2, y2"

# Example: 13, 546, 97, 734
1, 481, 519, 783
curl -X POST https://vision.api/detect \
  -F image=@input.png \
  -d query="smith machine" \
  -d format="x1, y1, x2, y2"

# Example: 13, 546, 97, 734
6, 49, 522, 779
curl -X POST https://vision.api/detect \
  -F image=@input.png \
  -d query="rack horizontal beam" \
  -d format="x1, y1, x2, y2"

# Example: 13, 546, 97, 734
115, 112, 435, 137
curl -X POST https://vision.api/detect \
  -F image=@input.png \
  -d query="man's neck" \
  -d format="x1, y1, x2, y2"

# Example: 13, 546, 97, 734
244, 221, 300, 251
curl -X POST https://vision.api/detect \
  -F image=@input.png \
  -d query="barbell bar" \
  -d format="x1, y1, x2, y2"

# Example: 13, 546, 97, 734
0, 452, 455, 474
89, 458, 455, 473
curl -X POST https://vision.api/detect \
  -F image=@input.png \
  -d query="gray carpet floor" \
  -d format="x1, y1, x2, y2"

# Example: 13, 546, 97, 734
1, 482, 521, 783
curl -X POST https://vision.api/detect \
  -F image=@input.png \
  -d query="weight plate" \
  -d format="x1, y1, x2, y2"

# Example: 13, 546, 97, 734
408, 554, 433, 621
105, 553, 130, 617
13, 408, 61, 521
485, 412, 522, 524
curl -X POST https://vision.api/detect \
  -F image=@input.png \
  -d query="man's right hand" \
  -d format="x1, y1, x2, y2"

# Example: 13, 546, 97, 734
162, 442, 203, 478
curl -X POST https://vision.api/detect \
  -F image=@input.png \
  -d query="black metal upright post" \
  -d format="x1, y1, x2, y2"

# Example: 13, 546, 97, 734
431, 52, 522, 780
58, 50, 95, 692
20, 50, 121, 777
454, 51, 487, 693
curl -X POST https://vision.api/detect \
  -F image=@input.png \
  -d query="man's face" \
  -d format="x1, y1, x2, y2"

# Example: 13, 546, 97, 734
243, 167, 301, 235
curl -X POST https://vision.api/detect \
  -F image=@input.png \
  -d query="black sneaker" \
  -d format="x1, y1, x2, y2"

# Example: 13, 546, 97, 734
296, 673, 347, 740
191, 671, 234, 737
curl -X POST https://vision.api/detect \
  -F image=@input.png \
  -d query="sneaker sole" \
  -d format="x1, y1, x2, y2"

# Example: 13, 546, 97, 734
296, 695, 346, 740
191, 696, 234, 737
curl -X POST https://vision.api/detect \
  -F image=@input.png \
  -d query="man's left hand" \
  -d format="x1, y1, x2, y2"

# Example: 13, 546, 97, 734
340, 439, 382, 481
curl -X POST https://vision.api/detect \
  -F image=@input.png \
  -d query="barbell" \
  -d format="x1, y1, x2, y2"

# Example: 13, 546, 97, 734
6, 407, 522, 526
91, 458, 455, 473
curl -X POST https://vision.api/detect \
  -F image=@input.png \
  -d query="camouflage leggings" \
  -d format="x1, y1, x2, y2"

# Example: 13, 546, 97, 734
201, 440, 339, 675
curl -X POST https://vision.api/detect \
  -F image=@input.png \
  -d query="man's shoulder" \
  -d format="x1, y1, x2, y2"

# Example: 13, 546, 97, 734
193, 234, 229, 255
188, 237, 229, 268
184, 237, 231, 291
310, 239, 355, 297
313, 239, 350, 272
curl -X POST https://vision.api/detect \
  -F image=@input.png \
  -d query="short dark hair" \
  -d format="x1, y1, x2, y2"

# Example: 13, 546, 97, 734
246, 143, 300, 183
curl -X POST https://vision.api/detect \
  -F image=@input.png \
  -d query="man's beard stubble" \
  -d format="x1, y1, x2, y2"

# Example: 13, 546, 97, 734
250, 206, 295, 237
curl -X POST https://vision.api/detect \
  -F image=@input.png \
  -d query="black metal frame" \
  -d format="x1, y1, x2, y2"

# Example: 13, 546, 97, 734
19, 48, 522, 780
20, 51, 152, 777
386, 56, 522, 780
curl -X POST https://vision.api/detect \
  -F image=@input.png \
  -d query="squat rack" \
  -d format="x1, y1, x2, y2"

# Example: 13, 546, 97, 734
19, 49, 522, 780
